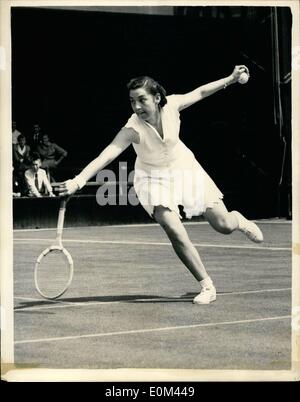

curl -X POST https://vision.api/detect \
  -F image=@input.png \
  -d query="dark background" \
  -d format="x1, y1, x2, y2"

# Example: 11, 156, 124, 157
11, 6, 292, 222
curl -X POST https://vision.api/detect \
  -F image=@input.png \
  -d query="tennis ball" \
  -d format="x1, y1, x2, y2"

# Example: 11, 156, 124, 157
238, 72, 249, 84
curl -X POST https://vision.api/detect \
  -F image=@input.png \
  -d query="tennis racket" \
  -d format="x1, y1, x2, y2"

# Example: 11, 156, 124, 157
34, 196, 74, 299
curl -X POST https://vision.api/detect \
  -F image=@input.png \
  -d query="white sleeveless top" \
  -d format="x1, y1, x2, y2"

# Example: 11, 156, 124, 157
124, 95, 223, 218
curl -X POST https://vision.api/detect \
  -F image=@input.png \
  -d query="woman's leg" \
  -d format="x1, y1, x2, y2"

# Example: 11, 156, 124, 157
203, 201, 263, 243
153, 205, 216, 304
153, 205, 207, 281
203, 202, 238, 234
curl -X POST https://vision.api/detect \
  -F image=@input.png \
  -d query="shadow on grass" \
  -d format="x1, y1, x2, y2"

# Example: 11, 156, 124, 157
14, 293, 196, 310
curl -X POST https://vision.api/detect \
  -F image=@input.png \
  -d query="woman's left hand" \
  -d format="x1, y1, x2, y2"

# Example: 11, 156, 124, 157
230, 65, 250, 83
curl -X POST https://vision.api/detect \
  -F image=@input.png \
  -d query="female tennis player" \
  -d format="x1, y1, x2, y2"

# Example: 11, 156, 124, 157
58, 65, 263, 305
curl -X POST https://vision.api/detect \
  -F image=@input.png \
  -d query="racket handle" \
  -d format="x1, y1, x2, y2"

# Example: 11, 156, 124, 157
57, 206, 66, 237
56, 197, 69, 242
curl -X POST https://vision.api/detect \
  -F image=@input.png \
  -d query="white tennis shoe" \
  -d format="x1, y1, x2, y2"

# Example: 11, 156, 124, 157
193, 286, 216, 305
233, 211, 264, 243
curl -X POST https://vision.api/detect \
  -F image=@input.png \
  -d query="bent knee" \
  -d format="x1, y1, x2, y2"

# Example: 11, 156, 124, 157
214, 218, 235, 234
153, 206, 190, 246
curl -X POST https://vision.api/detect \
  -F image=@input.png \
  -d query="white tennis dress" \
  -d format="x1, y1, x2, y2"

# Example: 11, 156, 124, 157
124, 95, 223, 219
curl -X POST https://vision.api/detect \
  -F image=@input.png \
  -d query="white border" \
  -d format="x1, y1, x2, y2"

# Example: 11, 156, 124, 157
1, 0, 299, 382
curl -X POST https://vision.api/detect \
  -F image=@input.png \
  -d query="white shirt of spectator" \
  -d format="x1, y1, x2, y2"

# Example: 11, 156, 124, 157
12, 129, 21, 145
17, 145, 27, 160
25, 168, 53, 197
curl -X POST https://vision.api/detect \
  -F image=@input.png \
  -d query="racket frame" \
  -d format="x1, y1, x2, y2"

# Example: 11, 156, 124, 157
34, 197, 74, 299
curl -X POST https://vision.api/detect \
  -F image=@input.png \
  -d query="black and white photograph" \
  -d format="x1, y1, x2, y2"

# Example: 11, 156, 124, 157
1, 0, 299, 382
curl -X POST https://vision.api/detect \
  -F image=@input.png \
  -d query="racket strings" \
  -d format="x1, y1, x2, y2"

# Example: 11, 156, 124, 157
35, 248, 72, 299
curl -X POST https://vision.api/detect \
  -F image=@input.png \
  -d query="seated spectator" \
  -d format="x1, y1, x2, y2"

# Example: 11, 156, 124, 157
25, 154, 55, 197
13, 134, 32, 196
12, 121, 21, 145
36, 134, 68, 180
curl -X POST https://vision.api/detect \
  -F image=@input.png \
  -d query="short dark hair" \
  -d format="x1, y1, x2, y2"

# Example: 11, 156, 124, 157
127, 76, 167, 107
17, 134, 26, 142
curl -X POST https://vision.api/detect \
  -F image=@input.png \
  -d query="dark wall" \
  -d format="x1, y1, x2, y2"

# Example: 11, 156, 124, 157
11, 7, 291, 219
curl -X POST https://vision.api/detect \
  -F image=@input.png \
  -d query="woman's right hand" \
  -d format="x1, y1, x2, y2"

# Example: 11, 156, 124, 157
56, 179, 79, 196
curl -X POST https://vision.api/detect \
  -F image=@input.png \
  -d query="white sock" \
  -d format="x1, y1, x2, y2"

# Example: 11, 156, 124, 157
200, 276, 214, 289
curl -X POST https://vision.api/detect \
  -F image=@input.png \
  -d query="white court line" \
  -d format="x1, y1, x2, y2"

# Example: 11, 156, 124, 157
14, 287, 291, 312
13, 219, 292, 232
14, 223, 162, 232
15, 296, 53, 302
14, 315, 291, 345
13, 237, 291, 251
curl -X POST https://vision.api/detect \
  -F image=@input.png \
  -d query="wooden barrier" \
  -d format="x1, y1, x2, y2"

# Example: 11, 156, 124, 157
13, 186, 279, 229
13, 195, 153, 229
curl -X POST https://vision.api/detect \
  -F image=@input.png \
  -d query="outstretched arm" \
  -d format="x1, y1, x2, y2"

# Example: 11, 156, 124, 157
175, 65, 249, 111
57, 128, 137, 196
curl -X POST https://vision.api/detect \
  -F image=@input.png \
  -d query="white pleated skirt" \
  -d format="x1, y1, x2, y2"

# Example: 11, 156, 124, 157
134, 154, 223, 219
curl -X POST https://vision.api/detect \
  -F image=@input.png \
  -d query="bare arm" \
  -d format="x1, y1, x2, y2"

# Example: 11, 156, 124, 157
175, 65, 249, 111
42, 171, 55, 196
53, 143, 68, 166
58, 128, 137, 196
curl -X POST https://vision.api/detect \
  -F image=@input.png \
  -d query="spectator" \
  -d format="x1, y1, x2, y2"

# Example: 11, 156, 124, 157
13, 134, 31, 166
12, 121, 21, 145
25, 153, 55, 197
31, 123, 42, 150
36, 133, 68, 180
13, 134, 32, 196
